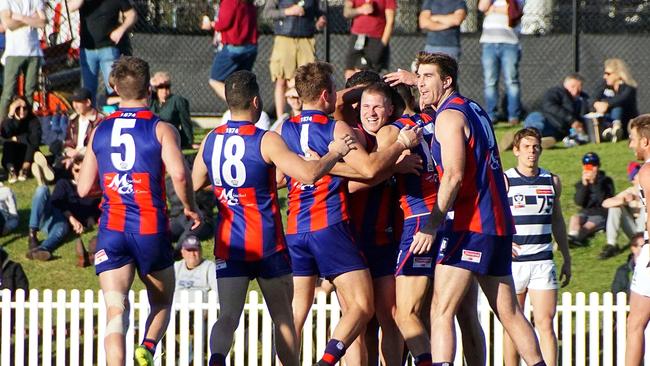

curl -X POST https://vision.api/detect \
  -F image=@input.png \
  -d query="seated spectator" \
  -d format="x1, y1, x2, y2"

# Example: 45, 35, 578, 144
0, 183, 18, 235
611, 233, 644, 296
59, 87, 104, 169
173, 236, 218, 304
594, 58, 638, 142
0, 247, 28, 298
600, 161, 644, 259
27, 156, 101, 261
1, 96, 41, 183
150, 71, 194, 149
509, 73, 589, 149
568, 152, 615, 247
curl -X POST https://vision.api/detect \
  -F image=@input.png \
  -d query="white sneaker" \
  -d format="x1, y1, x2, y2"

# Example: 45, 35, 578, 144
33, 151, 54, 182
562, 136, 577, 147
611, 124, 623, 143
601, 127, 613, 141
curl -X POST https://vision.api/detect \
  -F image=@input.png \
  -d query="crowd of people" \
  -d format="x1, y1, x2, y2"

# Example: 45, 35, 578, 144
0, 1, 648, 366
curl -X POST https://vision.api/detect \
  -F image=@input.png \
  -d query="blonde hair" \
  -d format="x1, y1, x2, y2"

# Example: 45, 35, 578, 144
605, 58, 637, 88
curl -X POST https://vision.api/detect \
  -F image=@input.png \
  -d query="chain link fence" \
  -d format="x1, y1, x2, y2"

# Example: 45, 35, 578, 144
39, 0, 650, 118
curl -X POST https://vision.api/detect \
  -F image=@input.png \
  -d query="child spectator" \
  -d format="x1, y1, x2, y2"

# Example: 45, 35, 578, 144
568, 152, 615, 247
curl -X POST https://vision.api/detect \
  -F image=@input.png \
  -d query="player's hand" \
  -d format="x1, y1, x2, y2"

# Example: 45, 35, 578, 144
395, 151, 422, 175
511, 243, 521, 258
397, 126, 422, 149
356, 3, 373, 15
69, 216, 84, 234
329, 134, 357, 157
384, 69, 417, 87
285, 4, 305, 16
109, 28, 125, 44
560, 261, 572, 287
184, 208, 202, 230
411, 229, 435, 255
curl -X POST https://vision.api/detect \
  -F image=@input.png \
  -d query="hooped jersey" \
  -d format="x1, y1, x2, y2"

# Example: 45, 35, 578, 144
505, 167, 555, 261
93, 108, 168, 234
203, 121, 286, 261
281, 110, 349, 234
391, 111, 438, 218
430, 93, 514, 236
640, 160, 649, 245
348, 126, 397, 246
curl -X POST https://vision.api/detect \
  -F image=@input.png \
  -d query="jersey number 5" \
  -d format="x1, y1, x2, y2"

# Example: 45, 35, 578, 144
212, 135, 247, 187
110, 118, 136, 171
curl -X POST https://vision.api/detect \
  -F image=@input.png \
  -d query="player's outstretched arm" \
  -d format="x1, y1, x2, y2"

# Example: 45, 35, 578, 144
157, 122, 201, 229
77, 129, 99, 198
261, 131, 355, 185
191, 135, 211, 192
334, 120, 420, 179
552, 174, 572, 287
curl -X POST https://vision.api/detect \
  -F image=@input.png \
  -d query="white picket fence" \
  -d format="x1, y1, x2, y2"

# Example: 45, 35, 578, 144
1, 289, 649, 365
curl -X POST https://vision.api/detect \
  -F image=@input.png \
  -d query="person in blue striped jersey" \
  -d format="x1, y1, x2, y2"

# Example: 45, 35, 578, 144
502, 127, 572, 366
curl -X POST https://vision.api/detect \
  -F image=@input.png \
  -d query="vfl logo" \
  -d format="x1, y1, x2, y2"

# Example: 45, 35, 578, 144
219, 188, 240, 206
107, 174, 134, 194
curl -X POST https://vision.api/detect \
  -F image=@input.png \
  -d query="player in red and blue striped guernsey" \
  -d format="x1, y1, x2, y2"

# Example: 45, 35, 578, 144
409, 52, 546, 366
191, 71, 355, 366
77, 57, 201, 366
282, 62, 421, 366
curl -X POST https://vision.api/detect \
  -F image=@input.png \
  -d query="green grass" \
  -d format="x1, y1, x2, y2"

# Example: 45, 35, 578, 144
1, 126, 636, 294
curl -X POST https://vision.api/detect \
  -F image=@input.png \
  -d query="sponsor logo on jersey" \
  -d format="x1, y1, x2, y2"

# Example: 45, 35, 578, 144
461, 249, 482, 263
215, 259, 227, 270
218, 188, 245, 206
106, 174, 144, 195
536, 188, 553, 195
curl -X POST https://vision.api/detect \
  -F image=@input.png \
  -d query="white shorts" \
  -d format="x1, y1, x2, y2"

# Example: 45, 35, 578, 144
512, 260, 558, 294
631, 244, 650, 297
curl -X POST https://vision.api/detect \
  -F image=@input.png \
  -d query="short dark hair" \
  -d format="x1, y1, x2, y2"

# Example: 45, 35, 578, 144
564, 72, 584, 83
513, 127, 542, 149
630, 114, 650, 140
392, 83, 417, 114
362, 81, 394, 104
415, 52, 458, 90
295, 62, 334, 103
109, 56, 150, 100
345, 70, 381, 88
225, 70, 259, 111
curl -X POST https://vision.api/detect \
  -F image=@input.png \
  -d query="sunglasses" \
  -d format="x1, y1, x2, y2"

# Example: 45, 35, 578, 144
15, 105, 28, 111
155, 83, 171, 89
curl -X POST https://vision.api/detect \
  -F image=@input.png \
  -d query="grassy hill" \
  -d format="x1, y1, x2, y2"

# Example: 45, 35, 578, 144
0, 126, 637, 294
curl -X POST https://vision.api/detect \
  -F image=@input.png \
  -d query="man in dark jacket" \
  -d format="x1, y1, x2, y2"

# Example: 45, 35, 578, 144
568, 152, 615, 247
611, 233, 644, 297
0, 247, 28, 297
521, 73, 589, 147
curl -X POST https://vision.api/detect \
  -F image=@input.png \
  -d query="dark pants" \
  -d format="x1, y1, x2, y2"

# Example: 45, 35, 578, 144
2, 141, 30, 171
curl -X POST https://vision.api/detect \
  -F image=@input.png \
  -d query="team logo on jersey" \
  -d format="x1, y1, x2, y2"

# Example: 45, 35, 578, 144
513, 194, 525, 209
489, 151, 501, 170
215, 259, 227, 270
106, 174, 137, 195
439, 237, 449, 253
461, 249, 482, 263
218, 188, 244, 206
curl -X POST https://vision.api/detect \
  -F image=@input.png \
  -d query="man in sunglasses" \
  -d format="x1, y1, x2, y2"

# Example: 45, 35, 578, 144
150, 71, 193, 149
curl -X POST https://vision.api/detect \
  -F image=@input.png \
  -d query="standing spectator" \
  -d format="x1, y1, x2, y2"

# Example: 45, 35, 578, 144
594, 58, 638, 142
568, 152, 615, 247
263, 0, 326, 122
149, 71, 193, 149
0, 184, 18, 235
201, 0, 258, 104
418, 0, 467, 60
0, 0, 45, 120
67, 0, 137, 103
173, 236, 218, 304
1, 96, 41, 183
343, 0, 396, 80
599, 161, 644, 259
611, 233, 644, 296
27, 156, 101, 261
478, 0, 524, 124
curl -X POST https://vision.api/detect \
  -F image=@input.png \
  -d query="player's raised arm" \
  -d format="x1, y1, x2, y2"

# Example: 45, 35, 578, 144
77, 129, 99, 197
158, 121, 201, 228
262, 131, 355, 185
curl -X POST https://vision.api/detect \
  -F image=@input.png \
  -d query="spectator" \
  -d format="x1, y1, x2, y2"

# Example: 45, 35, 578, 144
0, 184, 18, 235
509, 73, 589, 149
568, 152, 615, 247
594, 58, 638, 143
0, 0, 45, 120
149, 71, 194, 149
418, 0, 467, 60
173, 236, 218, 304
611, 233, 644, 296
343, 0, 396, 79
1, 96, 41, 183
27, 156, 101, 261
263, 0, 326, 122
67, 0, 137, 103
478, 0, 523, 124
202, 0, 258, 104
599, 161, 644, 259
0, 247, 28, 297
0, 23, 6, 91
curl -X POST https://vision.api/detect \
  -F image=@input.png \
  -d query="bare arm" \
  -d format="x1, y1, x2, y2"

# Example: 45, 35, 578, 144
66, 0, 84, 13
478, 0, 493, 13
191, 135, 211, 192
77, 130, 99, 197
380, 9, 395, 45
109, 8, 137, 44
0, 10, 24, 31
602, 187, 635, 208
552, 174, 571, 286
419, 9, 466, 31
12, 9, 46, 29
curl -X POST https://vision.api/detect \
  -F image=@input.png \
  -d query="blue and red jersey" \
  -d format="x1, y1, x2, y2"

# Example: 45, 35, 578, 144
203, 121, 286, 261
391, 112, 438, 218
280, 110, 349, 234
430, 93, 514, 236
93, 107, 168, 234
348, 127, 397, 246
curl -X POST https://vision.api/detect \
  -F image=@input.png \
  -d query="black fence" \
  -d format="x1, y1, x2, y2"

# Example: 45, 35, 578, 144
43, 0, 650, 118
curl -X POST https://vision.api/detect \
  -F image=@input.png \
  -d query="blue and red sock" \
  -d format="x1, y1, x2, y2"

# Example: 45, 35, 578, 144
414, 353, 433, 366
141, 338, 157, 354
317, 339, 346, 366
